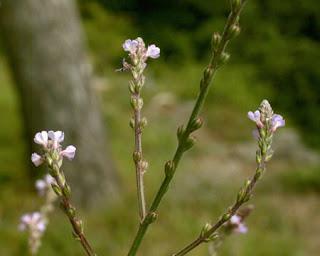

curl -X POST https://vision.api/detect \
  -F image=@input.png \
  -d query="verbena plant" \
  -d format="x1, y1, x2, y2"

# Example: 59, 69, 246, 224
19, 1, 286, 255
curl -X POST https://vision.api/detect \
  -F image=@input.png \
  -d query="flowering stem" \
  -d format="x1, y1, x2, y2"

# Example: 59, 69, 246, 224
50, 165, 96, 256
126, 2, 247, 256
172, 160, 266, 256
133, 91, 147, 221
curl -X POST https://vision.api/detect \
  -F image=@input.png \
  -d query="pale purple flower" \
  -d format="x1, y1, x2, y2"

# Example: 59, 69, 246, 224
31, 153, 44, 167
271, 114, 285, 132
123, 39, 139, 54
19, 212, 46, 233
229, 214, 248, 234
230, 215, 241, 225
60, 145, 76, 160
248, 110, 263, 128
35, 174, 54, 196
235, 223, 248, 234
34, 131, 48, 147
146, 44, 160, 59
48, 130, 64, 148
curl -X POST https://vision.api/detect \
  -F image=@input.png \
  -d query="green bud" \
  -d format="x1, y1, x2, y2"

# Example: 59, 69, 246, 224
129, 118, 135, 129
203, 68, 213, 80
130, 97, 143, 110
68, 206, 76, 218
51, 183, 62, 196
204, 232, 219, 243
145, 212, 158, 224
139, 117, 148, 130
211, 32, 221, 50
63, 183, 71, 198
229, 24, 241, 39
128, 81, 136, 94
220, 52, 230, 65
133, 151, 142, 163
140, 160, 149, 172
165, 160, 175, 177
189, 118, 203, 132
222, 212, 231, 221
183, 136, 196, 151
201, 223, 212, 237
177, 125, 185, 141
256, 150, 262, 164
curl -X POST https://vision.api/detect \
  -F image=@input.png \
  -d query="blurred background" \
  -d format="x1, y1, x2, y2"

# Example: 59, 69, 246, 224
0, 0, 319, 255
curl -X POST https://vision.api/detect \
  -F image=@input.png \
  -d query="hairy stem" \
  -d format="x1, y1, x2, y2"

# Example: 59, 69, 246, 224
133, 91, 147, 221
126, 2, 247, 255
51, 169, 96, 256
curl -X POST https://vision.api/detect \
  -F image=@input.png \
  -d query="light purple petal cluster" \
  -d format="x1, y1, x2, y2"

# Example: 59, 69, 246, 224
122, 37, 160, 60
123, 39, 139, 54
271, 114, 285, 132
31, 131, 76, 167
146, 44, 160, 59
247, 110, 263, 128
19, 212, 46, 233
229, 214, 248, 234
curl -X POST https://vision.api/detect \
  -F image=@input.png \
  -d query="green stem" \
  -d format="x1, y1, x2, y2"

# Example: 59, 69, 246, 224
126, 2, 247, 256
172, 163, 265, 256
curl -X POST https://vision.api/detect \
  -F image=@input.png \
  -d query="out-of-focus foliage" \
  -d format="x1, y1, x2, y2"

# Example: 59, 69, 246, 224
80, 0, 320, 149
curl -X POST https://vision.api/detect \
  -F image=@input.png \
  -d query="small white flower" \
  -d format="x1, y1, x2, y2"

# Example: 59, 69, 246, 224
235, 223, 248, 234
19, 212, 46, 233
123, 39, 139, 54
35, 174, 54, 195
31, 153, 44, 167
146, 44, 160, 59
48, 130, 64, 148
34, 131, 48, 147
230, 215, 241, 225
248, 110, 263, 128
60, 145, 76, 160
271, 114, 285, 132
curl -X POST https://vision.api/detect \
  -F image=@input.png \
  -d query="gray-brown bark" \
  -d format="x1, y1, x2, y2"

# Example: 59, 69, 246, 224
0, 0, 119, 207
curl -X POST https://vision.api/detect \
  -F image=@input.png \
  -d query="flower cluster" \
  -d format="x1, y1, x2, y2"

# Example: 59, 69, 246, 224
229, 215, 248, 234
31, 130, 76, 167
248, 100, 285, 137
19, 212, 47, 254
19, 212, 46, 233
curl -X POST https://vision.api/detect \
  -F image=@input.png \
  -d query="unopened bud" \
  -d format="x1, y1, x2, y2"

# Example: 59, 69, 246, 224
63, 183, 71, 198
129, 118, 135, 129
177, 125, 185, 141
183, 136, 196, 151
133, 151, 142, 162
51, 183, 62, 196
229, 24, 241, 39
212, 32, 221, 50
220, 52, 230, 65
190, 118, 203, 132
128, 81, 135, 94
165, 160, 175, 177
130, 97, 143, 110
201, 223, 212, 237
140, 160, 149, 171
139, 117, 148, 130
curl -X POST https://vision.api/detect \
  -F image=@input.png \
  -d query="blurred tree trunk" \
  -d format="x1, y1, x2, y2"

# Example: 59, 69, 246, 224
0, 0, 119, 207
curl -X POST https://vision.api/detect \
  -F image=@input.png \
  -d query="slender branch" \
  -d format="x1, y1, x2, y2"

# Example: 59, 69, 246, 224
172, 162, 265, 256
126, 2, 247, 255
50, 166, 96, 256
133, 90, 147, 221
